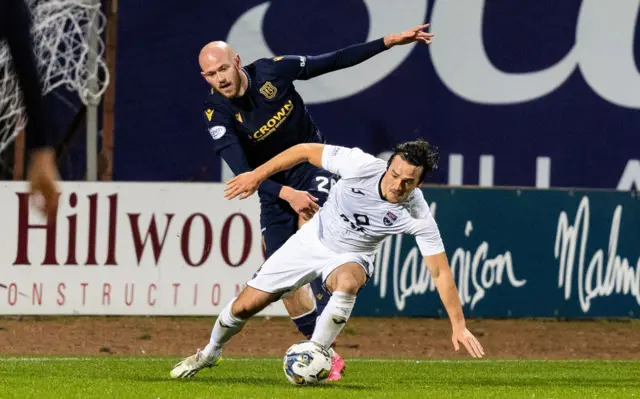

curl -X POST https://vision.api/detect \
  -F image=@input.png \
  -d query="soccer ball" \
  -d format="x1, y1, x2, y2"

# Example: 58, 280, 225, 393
282, 340, 332, 385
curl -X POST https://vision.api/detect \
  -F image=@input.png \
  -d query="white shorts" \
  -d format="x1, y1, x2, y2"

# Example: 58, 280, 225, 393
247, 217, 374, 297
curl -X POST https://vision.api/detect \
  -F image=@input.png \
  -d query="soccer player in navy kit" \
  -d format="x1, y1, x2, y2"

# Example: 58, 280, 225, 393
198, 24, 433, 380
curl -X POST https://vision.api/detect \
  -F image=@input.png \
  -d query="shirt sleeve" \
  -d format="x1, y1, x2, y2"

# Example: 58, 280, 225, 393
203, 102, 282, 198
406, 191, 446, 256
268, 38, 388, 81
5, 0, 52, 150
408, 189, 432, 219
321, 145, 385, 179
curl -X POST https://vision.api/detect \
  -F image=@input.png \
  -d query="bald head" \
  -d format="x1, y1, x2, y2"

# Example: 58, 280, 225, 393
199, 41, 236, 70
199, 41, 245, 98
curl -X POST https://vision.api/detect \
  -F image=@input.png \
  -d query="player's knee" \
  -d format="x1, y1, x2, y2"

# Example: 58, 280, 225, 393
232, 287, 277, 319
327, 263, 367, 295
333, 274, 364, 296
230, 297, 254, 319
282, 287, 315, 318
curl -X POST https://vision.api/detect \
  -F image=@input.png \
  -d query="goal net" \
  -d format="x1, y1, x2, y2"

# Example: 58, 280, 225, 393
0, 0, 109, 156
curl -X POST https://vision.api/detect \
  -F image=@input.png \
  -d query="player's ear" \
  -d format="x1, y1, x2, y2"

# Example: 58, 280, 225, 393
234, 54, 241, 68
201, 71, 213, 84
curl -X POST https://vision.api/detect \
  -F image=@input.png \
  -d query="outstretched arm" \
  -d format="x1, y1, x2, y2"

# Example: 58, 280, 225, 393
423, 252, 483, 358
274, 24, 434, 80
225, 144, 387, 199
224, 144, 324, 199
217, 141, 284, 199
295, 38, 388, 80
409, 193, 484, 358
216, 136, 320, 219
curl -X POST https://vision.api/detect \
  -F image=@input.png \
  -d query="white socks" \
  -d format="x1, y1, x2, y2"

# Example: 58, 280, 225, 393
311, 291, 356, 348
203, 298, 246, 358
203, 292, 356, 357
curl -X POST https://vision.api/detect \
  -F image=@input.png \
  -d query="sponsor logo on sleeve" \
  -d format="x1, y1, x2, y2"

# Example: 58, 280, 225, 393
208, 126, 226, 140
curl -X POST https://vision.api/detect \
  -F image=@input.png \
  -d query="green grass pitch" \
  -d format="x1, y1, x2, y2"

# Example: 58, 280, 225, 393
0, 357, 638, 398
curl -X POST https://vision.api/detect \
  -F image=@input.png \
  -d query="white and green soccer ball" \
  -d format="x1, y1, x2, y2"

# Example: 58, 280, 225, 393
282, 340, 332, 385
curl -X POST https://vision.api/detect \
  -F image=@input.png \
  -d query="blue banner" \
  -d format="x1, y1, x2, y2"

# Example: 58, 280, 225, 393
353, 187, 640, 318
113, 1, 640, 190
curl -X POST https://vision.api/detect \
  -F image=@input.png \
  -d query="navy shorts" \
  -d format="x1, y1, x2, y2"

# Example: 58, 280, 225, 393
260, 168, 336, 258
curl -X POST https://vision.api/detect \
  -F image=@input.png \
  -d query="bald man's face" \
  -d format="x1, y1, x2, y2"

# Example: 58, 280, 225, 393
200, 50, 243, 98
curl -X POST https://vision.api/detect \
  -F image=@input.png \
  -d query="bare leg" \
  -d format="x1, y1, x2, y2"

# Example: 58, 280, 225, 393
283, 284, 315, 317
202, 285, 281, 357
231, 285, 281, 318
311, 262, 367, 348
170, 285, 283, 378
286, 216, 325, 338
298, 216, 331, 316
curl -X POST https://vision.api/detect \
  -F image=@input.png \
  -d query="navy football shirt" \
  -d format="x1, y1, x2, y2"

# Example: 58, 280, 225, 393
203, 38, 388, 199
0, 0, 51, 150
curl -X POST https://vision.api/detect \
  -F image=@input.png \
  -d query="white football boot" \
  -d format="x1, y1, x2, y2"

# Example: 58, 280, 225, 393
170, 348, 222, 379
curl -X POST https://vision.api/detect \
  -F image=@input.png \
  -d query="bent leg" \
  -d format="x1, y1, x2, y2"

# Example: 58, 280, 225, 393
262, 209, 320, 337
260, 212, 328, 339
311, 262, 367, 348
203, 285, 280, 357
297, 202, 331, 317
283, 285, 317, 339
170, 285, 281, 379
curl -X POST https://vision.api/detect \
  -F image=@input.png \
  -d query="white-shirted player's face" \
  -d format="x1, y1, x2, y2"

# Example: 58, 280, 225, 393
201, 54, 243, 98
382, 156, 422, 203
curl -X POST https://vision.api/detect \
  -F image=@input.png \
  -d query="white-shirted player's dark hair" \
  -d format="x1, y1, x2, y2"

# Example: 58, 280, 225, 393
387, 139, 439, 182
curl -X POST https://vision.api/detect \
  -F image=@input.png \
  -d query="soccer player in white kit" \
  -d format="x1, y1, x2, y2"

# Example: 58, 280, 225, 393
170, 139, 485, 379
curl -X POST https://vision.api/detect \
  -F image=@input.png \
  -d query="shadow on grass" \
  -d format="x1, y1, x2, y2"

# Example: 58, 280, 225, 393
138, 376, 376, 390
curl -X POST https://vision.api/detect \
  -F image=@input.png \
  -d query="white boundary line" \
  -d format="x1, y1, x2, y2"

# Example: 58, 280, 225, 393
0, 357, 637, 364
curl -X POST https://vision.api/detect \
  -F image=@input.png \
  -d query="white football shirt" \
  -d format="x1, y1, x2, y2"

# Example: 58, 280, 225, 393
315, 145, 445, 257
